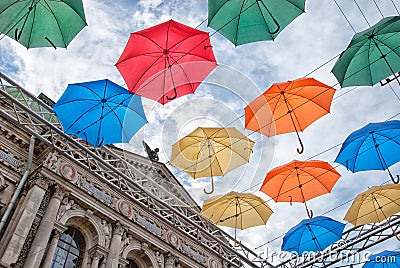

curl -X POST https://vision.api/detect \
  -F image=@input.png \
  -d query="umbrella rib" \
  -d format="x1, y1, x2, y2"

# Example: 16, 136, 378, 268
373, 132, 400, 147
256, 1, 274, 36
168, 32, 211, 51
115, 52, 165, 63
209, 139, 224, 175
62, 102, 100, 133
371, 194, 384, 222
298, 167, 333, 193
234, 0, 247, 45
258, 92, 283, 136
351, 135, 371, 172
168, 55, 196, 94
134, 32, 164, 51
284, 94, 304, 132
271, 168, 297, 201
42, 0, 67, 47
192, 137, 212, 178
367, 35, 375, 85
129, 55, 165, 91
374, 192, 400, 206
210, 139, 250, 162
375, 36, 400, 59
341, 43, 371, 81
54, 0, 87, 24
283, 90, 333, 113
170, 51, 216, 63
218, 198, 237, 222
0, 0, 33, 42
26, 1, 38, 48
238, 197, 243, 230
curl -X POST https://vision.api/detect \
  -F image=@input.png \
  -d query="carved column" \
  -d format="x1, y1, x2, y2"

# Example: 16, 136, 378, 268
165, 254, 177, 268
99, 257, 107, 268
41, 230, 61, 268
23, 185, 67, 268
0, 174, 52, 266
105, 222, 125, 268
91, 252, 103, 268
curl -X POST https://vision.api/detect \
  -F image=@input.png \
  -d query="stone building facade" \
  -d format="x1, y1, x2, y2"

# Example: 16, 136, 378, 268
0, 73, 262, 268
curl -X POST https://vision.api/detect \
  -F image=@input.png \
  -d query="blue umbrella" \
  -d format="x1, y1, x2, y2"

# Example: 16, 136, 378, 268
54, 79, 147, 147
335, 120, 400, 184
363, 250, 400, 267
282, 216, 345, 255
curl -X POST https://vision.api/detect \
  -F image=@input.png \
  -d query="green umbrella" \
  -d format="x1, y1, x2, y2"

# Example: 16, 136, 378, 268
208, 0, 305, 46
0, 0, 87, 49
332, 16, 400, 87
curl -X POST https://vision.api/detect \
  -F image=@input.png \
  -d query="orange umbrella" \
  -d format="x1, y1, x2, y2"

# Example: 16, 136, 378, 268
245, 78, 335, 153
260, 160, 341, 218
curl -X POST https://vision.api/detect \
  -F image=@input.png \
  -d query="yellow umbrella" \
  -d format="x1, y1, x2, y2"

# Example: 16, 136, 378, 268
201, 191, 273, 246
170, 127, 255, 194
344, 184, 400, 240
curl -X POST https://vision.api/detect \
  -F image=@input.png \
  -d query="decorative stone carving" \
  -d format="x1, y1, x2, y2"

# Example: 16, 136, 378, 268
116, 199, 133, 219
113, 221, 125, 236
155, 251, 165, 268
59, 162, 77, 181
122, 233, 137, 248
43, 150, 59, 170
101, 219, 112, 249
166, 230, 181, 249
52, 184, 68, 201
85, 208, 94, 219
208, 258, 223, 268
29, 172, 53, 191
0, 171, 8, 191
57, 197, 78, 221
165, 254, 177, 268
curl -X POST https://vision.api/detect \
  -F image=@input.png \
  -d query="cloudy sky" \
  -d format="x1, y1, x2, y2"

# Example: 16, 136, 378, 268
1, 0, 400, 266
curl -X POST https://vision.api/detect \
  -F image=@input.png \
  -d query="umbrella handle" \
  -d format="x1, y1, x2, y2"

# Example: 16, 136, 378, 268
15, 28, 22, 41
306, 208, 313, 219
204, 177, 215, 194
297, 136, 304, 154
166, 88, 178, 101
389, 173, 400, 184
268, 17, 281, 35
234, 238, 242, 247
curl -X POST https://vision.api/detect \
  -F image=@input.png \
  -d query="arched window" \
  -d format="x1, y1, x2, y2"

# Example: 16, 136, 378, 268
50, 227, 85, 268
128, 260, 139, 268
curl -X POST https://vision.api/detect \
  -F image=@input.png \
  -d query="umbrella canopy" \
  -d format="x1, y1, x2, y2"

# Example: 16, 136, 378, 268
282, 216, 345, 255
344, 184, 400, 226
116, 19, 218, 105
169, 127, 255, 194
332, 16, 400, 87
362, 250, 400, 268
260, 160, 341, 218
208, 0, 305, 46
335, 120, 400, 184
245, 78, 335, 154
0, 0, 87, 49
201, 191, 273, 246
54, 79, 147, 147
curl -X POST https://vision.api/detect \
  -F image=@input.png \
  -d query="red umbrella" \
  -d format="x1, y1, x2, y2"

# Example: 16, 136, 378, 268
116, 20, 218, 105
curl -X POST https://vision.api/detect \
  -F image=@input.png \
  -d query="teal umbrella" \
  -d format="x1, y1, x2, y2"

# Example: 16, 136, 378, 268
332, 16, 400, 87
0, 0, 87, 49
208, 0, 305, 46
